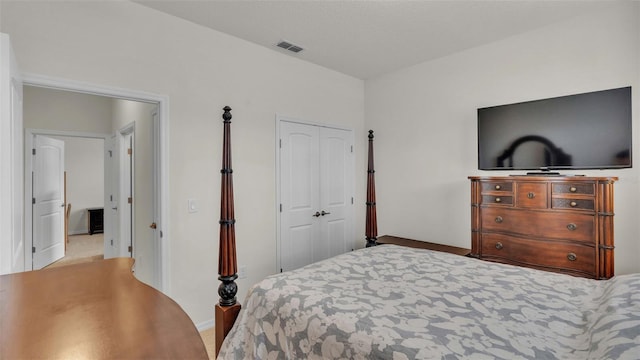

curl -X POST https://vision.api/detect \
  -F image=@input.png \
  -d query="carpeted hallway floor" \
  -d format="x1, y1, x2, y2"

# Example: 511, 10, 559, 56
45, 233, 104, 269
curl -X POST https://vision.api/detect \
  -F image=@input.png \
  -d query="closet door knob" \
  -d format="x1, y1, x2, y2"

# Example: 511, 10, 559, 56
312, 211, 321, 217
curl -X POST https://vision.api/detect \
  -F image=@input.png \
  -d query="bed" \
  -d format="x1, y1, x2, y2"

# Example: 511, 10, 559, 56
213, 107, 640, 359
219, 245, 640, 359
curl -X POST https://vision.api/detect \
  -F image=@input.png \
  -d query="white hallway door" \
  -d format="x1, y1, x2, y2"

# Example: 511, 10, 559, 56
279, 120, 354, 272
32, 135, 65, 269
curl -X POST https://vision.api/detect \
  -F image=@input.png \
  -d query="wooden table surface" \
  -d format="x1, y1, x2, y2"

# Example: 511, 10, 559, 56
0, 258, 208, 359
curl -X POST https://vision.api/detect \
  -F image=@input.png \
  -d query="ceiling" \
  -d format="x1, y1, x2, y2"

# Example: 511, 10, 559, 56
134, 1, 615, 80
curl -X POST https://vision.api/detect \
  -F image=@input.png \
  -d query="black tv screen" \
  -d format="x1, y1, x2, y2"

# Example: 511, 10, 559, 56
477, 86, 632, 171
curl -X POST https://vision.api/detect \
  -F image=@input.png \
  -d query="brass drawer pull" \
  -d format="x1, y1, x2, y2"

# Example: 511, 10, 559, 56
495, 185, 501, 190
495, 216, 503, 223
567, 223, 577, 231
495, 242, 503, 250
567, 253, 577, 261
570, 201, 577, 207
570, 186, 577, 193
527, 192, 535, 199
495, 197, 501, 203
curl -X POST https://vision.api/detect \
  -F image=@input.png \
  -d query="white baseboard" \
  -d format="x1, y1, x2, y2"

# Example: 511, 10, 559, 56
195, 318, 215, 332
68, 229, 89, 236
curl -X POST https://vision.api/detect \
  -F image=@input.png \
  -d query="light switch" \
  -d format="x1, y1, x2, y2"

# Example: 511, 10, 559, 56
188, 199, 198, 213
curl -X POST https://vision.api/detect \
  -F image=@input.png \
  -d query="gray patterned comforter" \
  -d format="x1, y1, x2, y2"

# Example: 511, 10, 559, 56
218, 245, 640, 359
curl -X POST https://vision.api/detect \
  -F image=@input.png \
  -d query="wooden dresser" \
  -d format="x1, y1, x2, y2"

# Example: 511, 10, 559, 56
469, 175, 617, 279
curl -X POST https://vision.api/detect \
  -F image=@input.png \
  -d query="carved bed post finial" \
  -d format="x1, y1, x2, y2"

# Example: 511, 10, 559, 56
215, 106, 241, 357
365, 130, 378, 247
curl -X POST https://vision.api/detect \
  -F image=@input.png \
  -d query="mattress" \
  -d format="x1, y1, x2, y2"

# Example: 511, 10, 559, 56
218, 245, 640, 359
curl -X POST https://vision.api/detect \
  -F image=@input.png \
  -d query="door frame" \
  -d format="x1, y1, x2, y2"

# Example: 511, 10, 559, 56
0, 33, 24, 275
274, 114, 355, 273
104, 134, 117, 259
21, 73, 171, 294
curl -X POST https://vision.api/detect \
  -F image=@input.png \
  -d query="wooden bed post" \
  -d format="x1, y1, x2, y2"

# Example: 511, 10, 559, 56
365, 130, 378, 247
215, 106, 241, 357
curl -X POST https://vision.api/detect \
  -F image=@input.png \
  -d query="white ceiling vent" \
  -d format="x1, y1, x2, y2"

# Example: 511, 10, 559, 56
276, 40, 303, 53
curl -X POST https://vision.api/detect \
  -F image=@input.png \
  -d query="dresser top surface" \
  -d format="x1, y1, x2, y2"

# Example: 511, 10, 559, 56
469, 175, 618, 182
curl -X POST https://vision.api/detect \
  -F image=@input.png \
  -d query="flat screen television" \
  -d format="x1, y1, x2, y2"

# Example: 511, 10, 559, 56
477, 86, 632, 172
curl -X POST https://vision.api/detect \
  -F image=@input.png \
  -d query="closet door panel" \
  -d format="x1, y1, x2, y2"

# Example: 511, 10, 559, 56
280, 122, 320, 271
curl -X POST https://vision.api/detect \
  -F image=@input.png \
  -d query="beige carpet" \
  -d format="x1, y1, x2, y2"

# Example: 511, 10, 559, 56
200, 327, 216, 359
45, 233, 104, 269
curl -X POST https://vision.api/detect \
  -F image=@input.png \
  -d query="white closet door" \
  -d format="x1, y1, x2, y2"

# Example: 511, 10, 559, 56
319, 127, 353, 259
279, 120, 354, 272
280, 121, 320, 271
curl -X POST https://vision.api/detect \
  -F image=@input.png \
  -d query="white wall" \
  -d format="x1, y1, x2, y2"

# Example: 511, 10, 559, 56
0, 1, 365, 326
365, 3, 640, 275
23, 86, 113, 133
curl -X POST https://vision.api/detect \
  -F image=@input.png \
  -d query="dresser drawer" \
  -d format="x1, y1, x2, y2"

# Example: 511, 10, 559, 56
552, 198, 595, 211
481, 207, 594, 243
481, 234, 596, 276
552, 182, 595, 195
481, 195, 513, 206
515, 182, 547, 209
481, 181, 513, 193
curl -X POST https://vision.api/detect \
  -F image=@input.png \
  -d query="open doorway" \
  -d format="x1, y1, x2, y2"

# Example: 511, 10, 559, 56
22, 83, 165, 290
